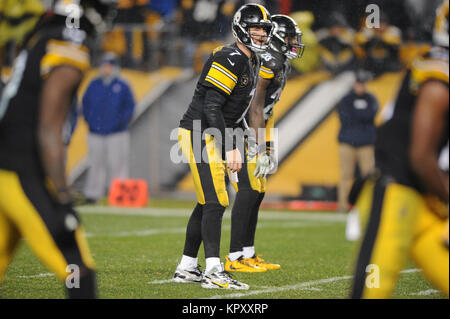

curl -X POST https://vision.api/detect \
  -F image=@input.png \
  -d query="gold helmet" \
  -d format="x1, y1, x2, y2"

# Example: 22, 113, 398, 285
434, 0, 449, 48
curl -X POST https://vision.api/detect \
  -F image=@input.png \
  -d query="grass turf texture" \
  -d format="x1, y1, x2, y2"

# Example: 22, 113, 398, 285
0, 200, 446, 299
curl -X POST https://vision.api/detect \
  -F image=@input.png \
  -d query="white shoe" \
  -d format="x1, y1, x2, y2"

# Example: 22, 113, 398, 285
345, 208, 361, 242
201, 264, 249, 290
173, 265, 202, 283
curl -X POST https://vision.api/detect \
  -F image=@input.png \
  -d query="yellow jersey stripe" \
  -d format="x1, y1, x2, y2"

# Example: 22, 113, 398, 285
412, 59, 449, 85
259, 68, 274, 79
205, 76, 233, 95
211, 64, 238, 83
41, 39, 90, 76
212, 62, 238, 81
206, 63, 238, 94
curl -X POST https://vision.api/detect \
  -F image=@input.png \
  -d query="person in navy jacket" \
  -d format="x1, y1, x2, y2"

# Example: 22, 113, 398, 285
337, 70, 378, 214
82, 52, 135, 203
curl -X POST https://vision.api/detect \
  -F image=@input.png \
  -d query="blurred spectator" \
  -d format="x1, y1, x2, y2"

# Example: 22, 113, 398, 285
181, 0, 229, 67
317, 12, 356, 75
82, 53, 136, 203
336, 70, 378, 214
115, 0, 150, 68
355, 14, 403, 76
289, 11, 320, 74
149, 0, 180, 19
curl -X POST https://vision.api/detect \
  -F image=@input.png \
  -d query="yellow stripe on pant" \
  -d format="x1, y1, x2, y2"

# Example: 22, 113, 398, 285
352, 177, 449, 298
0, 169, 95, 282
231, 150, 266, 194
178, 128, 206, 205
178, 128, 229, 207
411, 206, 449, 297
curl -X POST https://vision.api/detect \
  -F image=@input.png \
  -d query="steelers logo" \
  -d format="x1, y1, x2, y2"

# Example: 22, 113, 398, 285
240, 74, 249, 87
234, 11, 241, 24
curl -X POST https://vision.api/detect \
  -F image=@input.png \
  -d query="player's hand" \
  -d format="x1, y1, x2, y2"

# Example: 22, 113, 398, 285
254, 152, 275, 178
226, 148, 242, 173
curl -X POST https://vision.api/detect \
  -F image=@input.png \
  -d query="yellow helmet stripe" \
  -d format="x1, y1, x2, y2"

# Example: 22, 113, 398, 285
257, 4, 268, 21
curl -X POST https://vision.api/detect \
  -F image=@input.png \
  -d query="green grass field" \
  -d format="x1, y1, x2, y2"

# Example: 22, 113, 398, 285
0, 200, 446, 299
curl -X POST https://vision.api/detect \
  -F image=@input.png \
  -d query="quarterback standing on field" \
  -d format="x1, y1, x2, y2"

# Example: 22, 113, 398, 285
225, 14, 305, 273
350, 0, 449, 299
173, 3, 273, 290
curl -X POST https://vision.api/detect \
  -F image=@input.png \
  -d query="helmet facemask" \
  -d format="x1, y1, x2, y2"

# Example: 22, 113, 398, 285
271, 22, 305, 60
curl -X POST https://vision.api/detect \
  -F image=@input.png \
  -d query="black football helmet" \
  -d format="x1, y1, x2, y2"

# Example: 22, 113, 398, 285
232, 4, 273, 53
270, 15, 305, 60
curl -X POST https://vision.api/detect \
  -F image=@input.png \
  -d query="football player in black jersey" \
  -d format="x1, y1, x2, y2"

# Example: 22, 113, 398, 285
0, 0, 117, 299
224, 14, 304, 272
173, 3, 273, 289
350, 0, 449, 298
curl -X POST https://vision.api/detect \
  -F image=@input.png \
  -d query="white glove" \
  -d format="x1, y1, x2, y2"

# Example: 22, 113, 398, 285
254, 152, 275, 178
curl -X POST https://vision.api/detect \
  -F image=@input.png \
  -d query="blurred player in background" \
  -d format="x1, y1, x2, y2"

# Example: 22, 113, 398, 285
225, 14, 304, 273
173, 3, 273, 290
0, 0, 117, 298
349, 0, 449, 299
316, 12, 356, 75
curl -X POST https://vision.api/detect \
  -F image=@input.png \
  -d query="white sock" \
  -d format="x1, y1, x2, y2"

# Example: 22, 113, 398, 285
205, 257, 221, 273
179, 255, 198, 270
228, 251, 243, 262
243, 246, 255, 259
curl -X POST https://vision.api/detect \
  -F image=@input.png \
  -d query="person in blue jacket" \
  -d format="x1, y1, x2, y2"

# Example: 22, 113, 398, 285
337, 70, 378, 214
82, 52, 136, 203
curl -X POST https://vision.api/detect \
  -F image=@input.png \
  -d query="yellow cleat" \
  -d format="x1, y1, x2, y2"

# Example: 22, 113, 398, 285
224, 255, 267, 273
244, 255, 281, 270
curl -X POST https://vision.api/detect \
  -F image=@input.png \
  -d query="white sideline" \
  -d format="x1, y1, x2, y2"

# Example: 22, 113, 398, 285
208, 268, 421, 299
77, 206, 347, 222
84, 221, 327, 238
17, 273, 54, 279
410, 289, 440, 296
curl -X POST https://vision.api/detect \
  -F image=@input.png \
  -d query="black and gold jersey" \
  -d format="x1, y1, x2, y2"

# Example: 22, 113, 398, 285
0, 17, 91, 175
180, 43, 260, 132
375, 47, 449, 191
258, 48, 290, 122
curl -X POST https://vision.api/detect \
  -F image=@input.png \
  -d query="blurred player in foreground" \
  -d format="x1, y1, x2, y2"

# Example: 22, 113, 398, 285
0, 0, 117, 298
349, 0, 449, 298
173, 3, 273, 290
225, 14, 304, 273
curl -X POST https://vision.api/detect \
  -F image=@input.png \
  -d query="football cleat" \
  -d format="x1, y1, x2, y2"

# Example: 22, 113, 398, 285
173, 265, 202, 283
201, 264, 249, 290
225, 255, 266, 273
244, 255, 281, 270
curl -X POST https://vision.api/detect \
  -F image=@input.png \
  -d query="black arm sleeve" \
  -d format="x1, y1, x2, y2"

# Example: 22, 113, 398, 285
203, 88, 235, 152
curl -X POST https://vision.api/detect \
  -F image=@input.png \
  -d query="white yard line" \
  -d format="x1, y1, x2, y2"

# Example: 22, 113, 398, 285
147, 278, 270, 290
410, 289, 440, 296
208, 269, 421, 299
17, 273, 54, 279
85, 221, 327, 238
77, 206, 347, 222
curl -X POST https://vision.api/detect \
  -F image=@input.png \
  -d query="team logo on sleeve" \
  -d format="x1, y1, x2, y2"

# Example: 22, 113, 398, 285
240, 74, 249, 87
